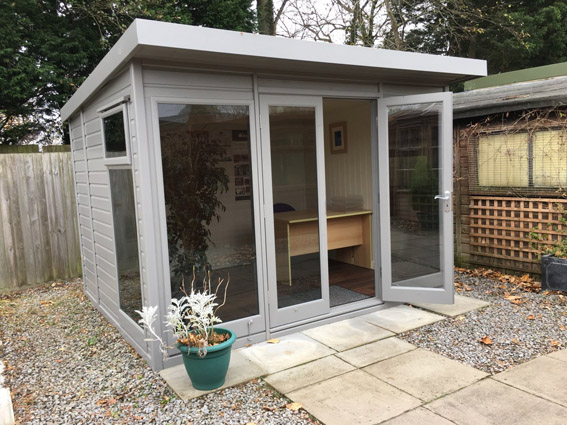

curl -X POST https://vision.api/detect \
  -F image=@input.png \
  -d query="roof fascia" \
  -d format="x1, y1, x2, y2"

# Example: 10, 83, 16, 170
135, 19, 486, 78
61, 19, 487, 121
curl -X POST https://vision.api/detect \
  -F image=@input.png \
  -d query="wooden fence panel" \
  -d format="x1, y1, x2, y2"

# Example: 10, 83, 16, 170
469, 196, 567, 274
0, 150, 81, 291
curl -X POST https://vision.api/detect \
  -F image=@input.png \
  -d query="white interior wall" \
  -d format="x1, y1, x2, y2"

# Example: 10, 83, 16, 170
323, 99, 373, 210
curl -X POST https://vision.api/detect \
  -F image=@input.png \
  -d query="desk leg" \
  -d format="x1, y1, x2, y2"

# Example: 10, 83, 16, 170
275, 223, 292, 285
353, 214, 372, 268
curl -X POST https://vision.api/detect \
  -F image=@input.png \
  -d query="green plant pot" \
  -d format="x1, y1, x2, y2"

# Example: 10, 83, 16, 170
177, 328, 236, 390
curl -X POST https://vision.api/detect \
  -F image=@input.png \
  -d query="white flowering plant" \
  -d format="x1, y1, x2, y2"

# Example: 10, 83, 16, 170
136, 270, 230, 357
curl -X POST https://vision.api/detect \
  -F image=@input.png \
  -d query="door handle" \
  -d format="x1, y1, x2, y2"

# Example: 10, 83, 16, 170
434, 191, 452, 212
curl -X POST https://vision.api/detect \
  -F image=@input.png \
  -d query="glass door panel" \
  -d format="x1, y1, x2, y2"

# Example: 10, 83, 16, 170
260, 95, 330, 327
158, 103, 260, 323
270, 106, 321, 306
378, 93, 454, 304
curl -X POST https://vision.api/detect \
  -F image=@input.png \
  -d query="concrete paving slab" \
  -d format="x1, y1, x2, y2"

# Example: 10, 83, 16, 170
264, 355, 355, 394
380, 407, 455, 425
288, 370, 421, 425
548, 348, 567, 363
238, 333, 336, 374
413, 294, 490, 317
337, 337, 416, 368
361, 305, 445, 334
427, 379, 567, 425
493, 355, 567, 407
302, 317, 395, 352
160, 350, 266, 400
364, 348, 487, 402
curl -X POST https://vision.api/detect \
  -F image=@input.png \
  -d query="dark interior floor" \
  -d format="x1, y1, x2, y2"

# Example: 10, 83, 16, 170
202, 258, 376, 321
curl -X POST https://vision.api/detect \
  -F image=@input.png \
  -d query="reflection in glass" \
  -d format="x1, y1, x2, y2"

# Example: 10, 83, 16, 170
269, 106, 322, 308
388, 102, 442, 286
158, 104, 259, 322
103, 110, 127, 158
109, 169, 142, 322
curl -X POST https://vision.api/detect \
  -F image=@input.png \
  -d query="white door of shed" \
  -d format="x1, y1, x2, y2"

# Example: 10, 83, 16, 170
378, 93, 454, 305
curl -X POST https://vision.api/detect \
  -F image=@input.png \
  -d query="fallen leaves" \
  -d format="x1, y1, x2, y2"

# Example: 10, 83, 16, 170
458, 267, 541, 293
266, 339, 280, 344
96, 398, 118, 406
263, 401, 303, 413
504, 294, 524, 305
479, 336, 493, 345
286, 402, 302, 411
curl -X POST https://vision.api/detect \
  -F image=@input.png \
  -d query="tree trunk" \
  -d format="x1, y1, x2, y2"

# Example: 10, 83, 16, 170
257, 0, 275, 35
384, 0, 403, 50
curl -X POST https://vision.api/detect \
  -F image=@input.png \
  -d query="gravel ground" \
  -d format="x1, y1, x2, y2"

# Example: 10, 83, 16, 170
400, 269, 567, 374
0, 279, 321, 425
3, 270, 567, 423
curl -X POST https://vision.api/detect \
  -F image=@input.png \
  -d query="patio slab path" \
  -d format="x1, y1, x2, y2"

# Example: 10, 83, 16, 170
363, 348, 488, 402
302, 316, 395, 351
159, 350, 267, 401
161, 295, 567, 424
493, 355, 567, 408
413, 293, 491, 317
427, 378, 567, 425
360, 305, 445, 333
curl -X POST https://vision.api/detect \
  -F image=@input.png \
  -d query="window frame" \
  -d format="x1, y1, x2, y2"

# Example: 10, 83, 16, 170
100, 102, 132, 166
107, 163, 144, 328
472, 127, 567, 194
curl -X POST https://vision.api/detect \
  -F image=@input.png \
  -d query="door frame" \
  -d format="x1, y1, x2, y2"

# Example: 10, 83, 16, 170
377, 92, 454, 304
259, 94, 331, 328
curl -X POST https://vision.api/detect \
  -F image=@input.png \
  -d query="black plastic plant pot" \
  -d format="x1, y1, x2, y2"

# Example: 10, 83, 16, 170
541, 254, 567, 292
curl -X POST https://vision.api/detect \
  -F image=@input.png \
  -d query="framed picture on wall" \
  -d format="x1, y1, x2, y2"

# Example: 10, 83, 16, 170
329, 121, 348, 154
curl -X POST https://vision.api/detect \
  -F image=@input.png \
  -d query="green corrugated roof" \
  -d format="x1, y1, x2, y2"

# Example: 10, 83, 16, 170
464, 62, 567, 91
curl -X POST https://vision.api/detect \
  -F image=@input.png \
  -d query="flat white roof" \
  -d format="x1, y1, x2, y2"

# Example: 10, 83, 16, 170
61, 19, 487, 121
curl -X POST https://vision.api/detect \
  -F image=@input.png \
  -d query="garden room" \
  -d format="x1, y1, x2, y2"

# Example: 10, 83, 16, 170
61, 19, 486, 370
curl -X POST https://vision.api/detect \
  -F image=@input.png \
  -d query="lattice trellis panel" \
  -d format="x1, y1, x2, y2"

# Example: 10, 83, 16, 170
469, 196, 567, 274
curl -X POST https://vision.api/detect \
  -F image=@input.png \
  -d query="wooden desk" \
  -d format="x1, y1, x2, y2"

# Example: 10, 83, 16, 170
274, 209, 373, 285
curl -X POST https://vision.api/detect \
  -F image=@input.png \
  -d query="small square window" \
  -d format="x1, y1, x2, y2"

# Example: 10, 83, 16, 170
101, 103, 130, 164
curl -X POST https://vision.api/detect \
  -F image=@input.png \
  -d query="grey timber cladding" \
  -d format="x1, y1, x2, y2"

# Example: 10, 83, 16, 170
70, 115, 97, 302
70, 67, 150, 358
